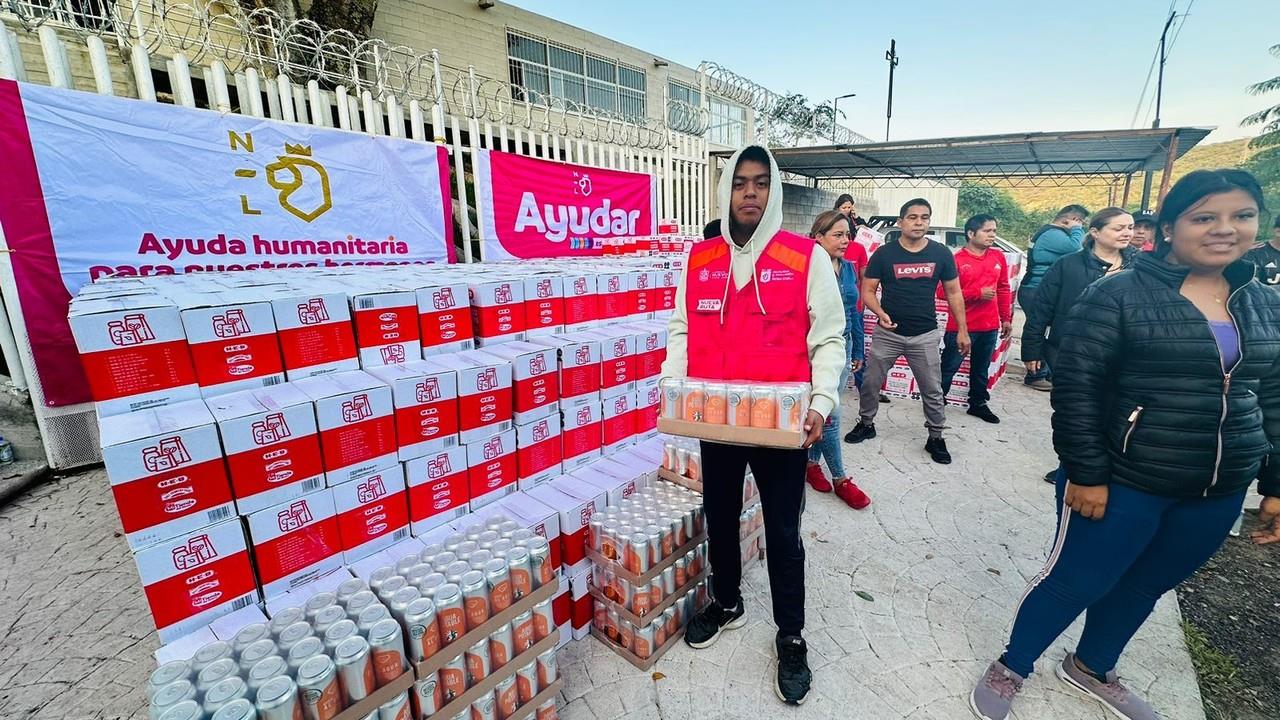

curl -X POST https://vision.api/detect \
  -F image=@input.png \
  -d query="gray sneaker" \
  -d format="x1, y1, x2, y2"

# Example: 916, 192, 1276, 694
1056, 653, 1160, 719
969, 660, 1024, 720
1027, 379, 1053, 392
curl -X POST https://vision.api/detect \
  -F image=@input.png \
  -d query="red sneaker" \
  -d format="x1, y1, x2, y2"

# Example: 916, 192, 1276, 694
805, 463, 832, 493
834, 479, 871, 510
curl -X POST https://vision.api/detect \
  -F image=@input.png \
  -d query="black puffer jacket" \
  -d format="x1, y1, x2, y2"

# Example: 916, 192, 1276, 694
1052, 253, 1280, 498
1022, 246, 1136, 366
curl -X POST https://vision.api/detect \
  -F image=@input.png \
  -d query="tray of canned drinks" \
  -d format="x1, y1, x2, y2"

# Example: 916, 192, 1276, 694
590, 576, 712, 670
658, 378, 811, 448
419, 628, 562, 720
589, 559, 710, 633
147, 575, 418, 720
583, 483, 707, 587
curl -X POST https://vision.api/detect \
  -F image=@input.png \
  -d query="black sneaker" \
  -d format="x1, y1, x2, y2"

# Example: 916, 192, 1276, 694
775, 635, 812, 705
1043, 470, 1058, 484
878, 393, 891, 404
967, 405, 1000, 424
925, 437, 952, 464
844, 420, 876, 444
685, 601, 746, 649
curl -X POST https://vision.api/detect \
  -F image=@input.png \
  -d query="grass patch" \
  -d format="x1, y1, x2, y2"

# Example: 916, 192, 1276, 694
1182, 620, 1266, 720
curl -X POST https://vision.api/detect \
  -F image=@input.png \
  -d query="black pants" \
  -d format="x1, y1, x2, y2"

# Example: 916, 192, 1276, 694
700, 441, 807, 636
942, 329, 999, 408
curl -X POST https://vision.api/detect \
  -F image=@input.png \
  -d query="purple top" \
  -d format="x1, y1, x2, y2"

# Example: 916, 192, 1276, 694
1210, 321, 1240, 371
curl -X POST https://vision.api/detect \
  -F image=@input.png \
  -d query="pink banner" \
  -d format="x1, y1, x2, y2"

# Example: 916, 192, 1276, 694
476, 149, 656, 261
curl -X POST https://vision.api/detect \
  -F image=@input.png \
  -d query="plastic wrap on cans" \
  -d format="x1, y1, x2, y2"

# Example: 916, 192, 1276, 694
535, 698, 559, 720
404, 597, 441, 662
334, 636, 376, 702
377, 576, 409, 604
624, 532, 649, 574
368, 619, 408, 685
196, 658, 239, 696
495, 674, 518, 720
526, 537, 553, 588
378, 690, 412, 720
237, 637, 279, 675
633, 622, 655, 660
515, 662, 538, 704
471, 694, 497, 720
247, 655, 289, 694
749, 385, 777, 428
254, 675, 303, 720
157, 700, 202, 720
304, 593, 339, 623
511, 609, 535, 653
191, 641, 234, 673
726, 384, 751, 427
286, 636, 325, 675
269, 607, 306, 638
389, 586, 422, 623
776, 383, 808, 431
535, 648, 557, 690
149, 679, 197, 720
357, 605, 393, 635
434, 582, 466, 646
618, 618, 634, 651
484, 558, 513, 613
312, 605, 347, 636
296, 654, 342, 720
368, 567, 396, 596
211, 697, 256, 720
659, 378, 681, 420
148, 661, 191, 700
461, 569, 490, 629
414, 671, 443, 718
465, 636, 491, 685
336, 578, 369, 606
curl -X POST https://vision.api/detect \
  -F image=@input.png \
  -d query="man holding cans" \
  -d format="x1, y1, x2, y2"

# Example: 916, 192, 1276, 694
662, 145, 846, 706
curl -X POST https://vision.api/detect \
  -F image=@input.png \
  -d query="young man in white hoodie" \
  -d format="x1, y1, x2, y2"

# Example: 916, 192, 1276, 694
661, 145, 846, 705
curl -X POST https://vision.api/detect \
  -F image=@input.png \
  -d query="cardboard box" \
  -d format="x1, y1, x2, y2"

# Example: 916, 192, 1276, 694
245, 489, 343, 600
656, 267, 679, 312
132, 517, 259, 643
350, 288, 420, 368
625, 323, 667, 381
207, 384, 325, 515
569, 567, 593, 640
629, 270, 659, 318
574, 457, 644, 506
270, 291, 360, 380
405, 446, 470, 536
262, 565, 356, 616
601, 392, 635, 454
475, 341, 560, 425
528, 334, 601, 403
154, 626, 218, 665
100, 399, 235, 550
522, 275, 566, 336
293, 371, 398, 487
552, 576, 572, 649
208, 604, 271, 642
365, 362, 461, 460
416, 281, 476, 356
561, 401, 602, 470
634, 380, 661, 438
492, 491, 562, 573
595, 271, 630, 321
561, 271, 598, 331
579, 329, 637, 400
69, 295, 200, 416
535, 477, 605, 576
656, 417, 803, 449
176, 294, 286, 397
515, 413, 563, 491
428, 352, 513, 445
332, 465, 411, 564
469, 278, 527, 345
465, 428, 517, 509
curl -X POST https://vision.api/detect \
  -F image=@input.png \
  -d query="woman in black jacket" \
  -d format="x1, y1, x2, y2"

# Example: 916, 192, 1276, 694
971, 170, 1280, 720
1021, 207, 1136, 377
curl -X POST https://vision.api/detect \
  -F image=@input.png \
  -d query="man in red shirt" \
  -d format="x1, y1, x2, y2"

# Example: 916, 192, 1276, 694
940, 214, 1012, 423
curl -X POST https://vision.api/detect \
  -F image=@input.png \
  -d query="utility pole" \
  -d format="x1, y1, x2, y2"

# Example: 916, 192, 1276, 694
884, 39, 899, 142
832, 92, 856, 143
1140, 11, 1177, 212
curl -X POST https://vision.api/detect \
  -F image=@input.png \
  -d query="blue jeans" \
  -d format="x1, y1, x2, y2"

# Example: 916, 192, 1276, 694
1001, 469, 1245, 678
941, 329, 999, 408
1018, 284, 1052, 383
808, 354, 851, 478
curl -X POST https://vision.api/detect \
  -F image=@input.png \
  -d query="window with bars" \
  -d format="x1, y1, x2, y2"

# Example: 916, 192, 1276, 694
506, 30, 647, 122
667, 80, 702, 126
708, 99, 747, 147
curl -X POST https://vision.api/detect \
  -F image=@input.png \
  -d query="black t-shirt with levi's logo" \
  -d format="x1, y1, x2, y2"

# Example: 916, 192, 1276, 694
865, 238, 958, 337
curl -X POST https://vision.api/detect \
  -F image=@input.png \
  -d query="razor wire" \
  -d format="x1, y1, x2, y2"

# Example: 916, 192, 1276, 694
700, 60, 873, 146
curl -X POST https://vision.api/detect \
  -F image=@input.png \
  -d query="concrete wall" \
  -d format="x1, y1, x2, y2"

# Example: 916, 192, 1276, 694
780, 182, 841, 235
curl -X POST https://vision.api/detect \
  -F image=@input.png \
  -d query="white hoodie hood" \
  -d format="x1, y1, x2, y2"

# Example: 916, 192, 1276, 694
714, 145, 785, 320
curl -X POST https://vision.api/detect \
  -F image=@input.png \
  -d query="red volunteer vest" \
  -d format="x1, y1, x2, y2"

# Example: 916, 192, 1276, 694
686, 231, 812, 382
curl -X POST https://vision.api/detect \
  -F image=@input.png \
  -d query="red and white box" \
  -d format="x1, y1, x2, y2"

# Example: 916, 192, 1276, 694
133, 518, 259, 643
553, 576, 571, 650
522, 275, 566, 337
634, 380, 661, 438
625, 323, 667, 381
501, 493, 562, 573
656, 267, 679, 312
516, 413, 563, 491
332, 465, 411, 563
595, 271, 630, 322
245, 489, 343, 600
100, 399, 235, 550
176, 294, 285, 398
416, 282, 476, 356
69, 295, 200, 417
561, 401, 602, 470
207, 384, 324, 515
569, 567, 592, 640
466, 428, 518, 509
884, 363, 914, 397
574, 458, 643, 506
629, 270, 659, 318
470, 278, 527, 346
532, 477, 605, 576
428, 351, 513, 444
476, 341, 559, 425
270, 291, 360, 380
529, 334, 601, 404
293, 371, 397, 487
365, 362, 460, 460
350, 288, 420, 368
601, 393, 635, 454
561, 272, 598, 332
579, 329, 637, 400
405, 446, 470, 535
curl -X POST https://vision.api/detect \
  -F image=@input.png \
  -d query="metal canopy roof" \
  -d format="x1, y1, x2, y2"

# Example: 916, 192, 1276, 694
716, 127, 1214, 183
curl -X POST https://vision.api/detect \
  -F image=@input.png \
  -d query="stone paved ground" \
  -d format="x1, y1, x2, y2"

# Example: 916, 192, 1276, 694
0, 366, 1207, 720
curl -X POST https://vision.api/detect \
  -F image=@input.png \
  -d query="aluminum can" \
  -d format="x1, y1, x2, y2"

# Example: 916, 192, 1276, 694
515, 661, 538, 704
323, 619, 359, 655
420, 542, 445, 563
465, 636, 491, 685
605, 607, 619, 642
674, 557, 688, 588
344, 590, 379, 620
454, 540, 479, 559
196, 657, 239, 696
505, 546, 533, 600
630, 579, 650, 617
405, 563, 434, 588
439, 653, 467, 703
654, 614, 668, 648
149, 680, 196, 720
664, 605, 679, 638
489, 622, 515, 670
368, 618, 408, 685
237, 637, 279, 675
379, 690, 412, 720
442, 532, 466, 551
312, 604, 347, 636
231, 623, 272, 657
147, 661, 190, 700
413, 671, 443, 718
286, 636, 325, 675
247, 655, 288, 694
157, 701, 202, 720
485, 558, 513, 612
357, 604, 393, 635
624, 532, 650, 574
467, 549, 494, 571
277, 621, 315, 655
586, 516, 604, 551
599, 519, 621, 562
461, 569, 490, 629
334, 636, 376, 703
643, 525, 664, 566
296, 654, 342, 720
210, 698, 256, 720
681, 509, 697, 546
335, 578, 370, 607
445, 561, 472, 587
418, 572, 448, 599
633, 623, 655, 660
526, 537, 553, 588
535, 699, 558, 720
389, 586, 422, 623
511, 609, 535, 653
254, 675, 302, 720
377, 576, 409, 604
535, 648, 557, 690
368, 567, 397, 596
494, 675, 518, 720
303, 592, 338, 623
619, 618, 634, 652
395, 555, 418, 576
470, 693, 496, 720
531, 598, 554, 641
498, 520, 520, 539
191, 640, 234, 673
431, 551, 458, 573
485, 515, 507, 531
477, 530, 500, 549
434, 582, 467, 646
268, 607, 306, 638
649, 576, 664, 610
203, 676, 249, 715
404, 597, 441, 662
510, 529, 533, 545
592, 602, 607, 633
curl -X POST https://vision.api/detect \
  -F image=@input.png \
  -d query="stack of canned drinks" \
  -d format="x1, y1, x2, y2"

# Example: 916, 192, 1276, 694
660, 378, 812, 432
403, 513, 559, 720
593, 577, 710, 661
147, 577, 412, 720
739, 503, 762, 539
659, 437, 701, 482
586, 483, 704, 574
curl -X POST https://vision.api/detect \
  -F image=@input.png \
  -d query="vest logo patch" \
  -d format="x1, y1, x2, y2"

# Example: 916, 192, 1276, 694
759, 269, 772, 283
893, 262, 937, 279
695, 299, 723, 312
698, 268, 710, 282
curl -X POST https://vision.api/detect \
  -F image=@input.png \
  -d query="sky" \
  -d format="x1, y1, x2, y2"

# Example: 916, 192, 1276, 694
508, 0, 1277, 145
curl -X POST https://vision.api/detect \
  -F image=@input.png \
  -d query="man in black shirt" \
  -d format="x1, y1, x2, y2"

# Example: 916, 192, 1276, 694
1245, 216, 1280, 286
845, 198, 970, 464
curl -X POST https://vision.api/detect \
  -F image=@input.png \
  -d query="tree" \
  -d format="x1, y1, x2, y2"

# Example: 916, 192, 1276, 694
1243, 43, 1280, 149
764, 94, 843, 146
955, 181, 1050, 249
1243, 147, 1280, 240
